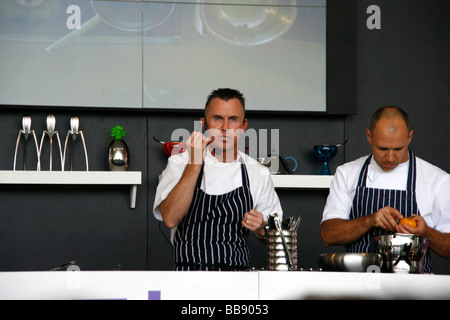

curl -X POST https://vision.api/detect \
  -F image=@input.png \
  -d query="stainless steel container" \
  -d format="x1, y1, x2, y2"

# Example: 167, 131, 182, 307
267, 229, 297, 271
318, 253, 383, 272
372, 233, 428, 274
108, 139, 129, 171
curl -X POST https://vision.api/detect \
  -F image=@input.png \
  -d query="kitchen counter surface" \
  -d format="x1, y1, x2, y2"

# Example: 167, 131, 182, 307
0, 270, 449, 300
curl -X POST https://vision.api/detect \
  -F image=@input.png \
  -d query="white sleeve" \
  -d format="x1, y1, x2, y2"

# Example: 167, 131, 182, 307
254, 168, 283, 221
245, 160, 283, 221
431, 173, 450, 233
152, 154, 187, 221
321, 164, 356, 223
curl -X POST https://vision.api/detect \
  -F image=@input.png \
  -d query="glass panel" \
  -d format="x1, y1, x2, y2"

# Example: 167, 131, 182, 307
0, 0, 326, 112
0, 0, 142, 108
143, 0, 326, 112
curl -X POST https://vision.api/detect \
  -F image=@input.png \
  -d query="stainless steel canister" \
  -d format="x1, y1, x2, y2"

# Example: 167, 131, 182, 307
266, 214, 300, 271
267, 229, 298, 271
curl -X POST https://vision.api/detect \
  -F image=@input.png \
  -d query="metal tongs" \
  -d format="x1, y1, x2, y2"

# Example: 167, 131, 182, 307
272, 213, 295, 271
13, 116, 41, 171
63, 116, 89, 171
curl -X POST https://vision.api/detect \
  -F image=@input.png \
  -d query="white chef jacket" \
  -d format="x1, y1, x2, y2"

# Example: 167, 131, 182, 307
322, 154, 450, 233
153, 148, 283, 222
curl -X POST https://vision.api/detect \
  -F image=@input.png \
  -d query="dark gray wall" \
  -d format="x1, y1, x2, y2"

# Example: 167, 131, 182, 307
0, 0, 449, 273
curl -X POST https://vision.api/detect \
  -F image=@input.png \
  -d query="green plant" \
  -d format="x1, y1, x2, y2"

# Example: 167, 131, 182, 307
111, 125, 126, 140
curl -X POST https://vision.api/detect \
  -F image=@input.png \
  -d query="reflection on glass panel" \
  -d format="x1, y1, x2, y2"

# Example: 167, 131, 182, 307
0, 0, 326, 112
143, 0, 326, 112
0, 0, 143, 108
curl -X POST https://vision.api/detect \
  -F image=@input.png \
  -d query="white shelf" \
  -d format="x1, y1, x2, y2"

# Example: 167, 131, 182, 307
0, 170, 142, 209
271, 174, 333, 189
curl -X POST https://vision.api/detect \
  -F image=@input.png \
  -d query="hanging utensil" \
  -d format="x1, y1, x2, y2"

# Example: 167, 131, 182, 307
153, 136, 165, 144
336, 138, 349, 147
153, 136, 185, 157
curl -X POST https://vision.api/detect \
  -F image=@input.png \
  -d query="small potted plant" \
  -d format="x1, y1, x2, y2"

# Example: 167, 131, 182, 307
108, 125, 129, 171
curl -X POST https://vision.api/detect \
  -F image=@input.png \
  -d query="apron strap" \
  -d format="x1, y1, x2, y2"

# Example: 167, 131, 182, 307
406, 149, 416, 193
358, 149, 416, 191
195, 164, 205, 189
357, 155, 372, 187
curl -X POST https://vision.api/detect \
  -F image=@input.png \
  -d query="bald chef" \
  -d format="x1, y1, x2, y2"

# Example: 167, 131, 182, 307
321, 106, 450, 273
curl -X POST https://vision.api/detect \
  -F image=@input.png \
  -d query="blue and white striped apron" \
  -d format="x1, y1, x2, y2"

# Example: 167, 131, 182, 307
173, 162, 254, 271
347, 149, 432, 272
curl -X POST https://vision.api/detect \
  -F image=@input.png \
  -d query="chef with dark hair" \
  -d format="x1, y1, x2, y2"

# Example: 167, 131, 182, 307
153, 88, 282, 271
321, 106, 450, 273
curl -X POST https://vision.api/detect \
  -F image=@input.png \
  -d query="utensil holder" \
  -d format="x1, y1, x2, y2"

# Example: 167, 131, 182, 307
267, 229, 298, 271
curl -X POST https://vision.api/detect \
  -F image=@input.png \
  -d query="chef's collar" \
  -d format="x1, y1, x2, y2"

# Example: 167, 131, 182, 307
205, 147, 243, 165
369, 156, 409, 173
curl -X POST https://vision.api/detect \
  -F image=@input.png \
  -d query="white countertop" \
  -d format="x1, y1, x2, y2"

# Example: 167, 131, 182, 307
0, 270, 448, 300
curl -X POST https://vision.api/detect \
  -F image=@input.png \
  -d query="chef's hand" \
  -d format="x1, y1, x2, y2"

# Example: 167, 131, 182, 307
186, 130, 211, 165
397, 214, 430, 237
370, 206, 404, 232
242, 209, 266, 237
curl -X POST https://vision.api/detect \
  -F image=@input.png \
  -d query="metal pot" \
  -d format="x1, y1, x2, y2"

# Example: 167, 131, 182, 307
318, 253, 383, 272
372, 233, 428, 274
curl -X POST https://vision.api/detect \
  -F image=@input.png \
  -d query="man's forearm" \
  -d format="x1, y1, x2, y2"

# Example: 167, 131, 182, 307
321, 216, 372, 247
424, 227, 450, 258
160, 164, 202, 229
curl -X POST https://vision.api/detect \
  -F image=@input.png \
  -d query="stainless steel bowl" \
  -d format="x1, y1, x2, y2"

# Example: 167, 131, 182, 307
318, 253, 383, 272
372, 233, 428, 273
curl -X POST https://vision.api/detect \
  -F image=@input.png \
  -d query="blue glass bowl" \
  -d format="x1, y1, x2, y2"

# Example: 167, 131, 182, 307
313, 145, 338, 175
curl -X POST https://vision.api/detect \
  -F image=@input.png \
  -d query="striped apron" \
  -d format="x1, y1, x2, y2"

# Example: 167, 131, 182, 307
347, 149, 432, 272
173, 161, 254, 271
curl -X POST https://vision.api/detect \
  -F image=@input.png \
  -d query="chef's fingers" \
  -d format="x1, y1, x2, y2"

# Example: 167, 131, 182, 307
187, 131, 211, 164
243, 210, 263, 222
382, 207, 404, 227
389, 208, 404, 221
243, 210, 265, 230
372, 207, 398, 231
400, 215, 428, 236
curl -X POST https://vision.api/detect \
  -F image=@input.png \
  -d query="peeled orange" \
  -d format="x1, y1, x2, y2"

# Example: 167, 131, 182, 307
399, 217, 417, 228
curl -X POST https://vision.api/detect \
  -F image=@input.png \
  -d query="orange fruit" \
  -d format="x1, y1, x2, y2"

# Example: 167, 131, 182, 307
399, 217, 417, 228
